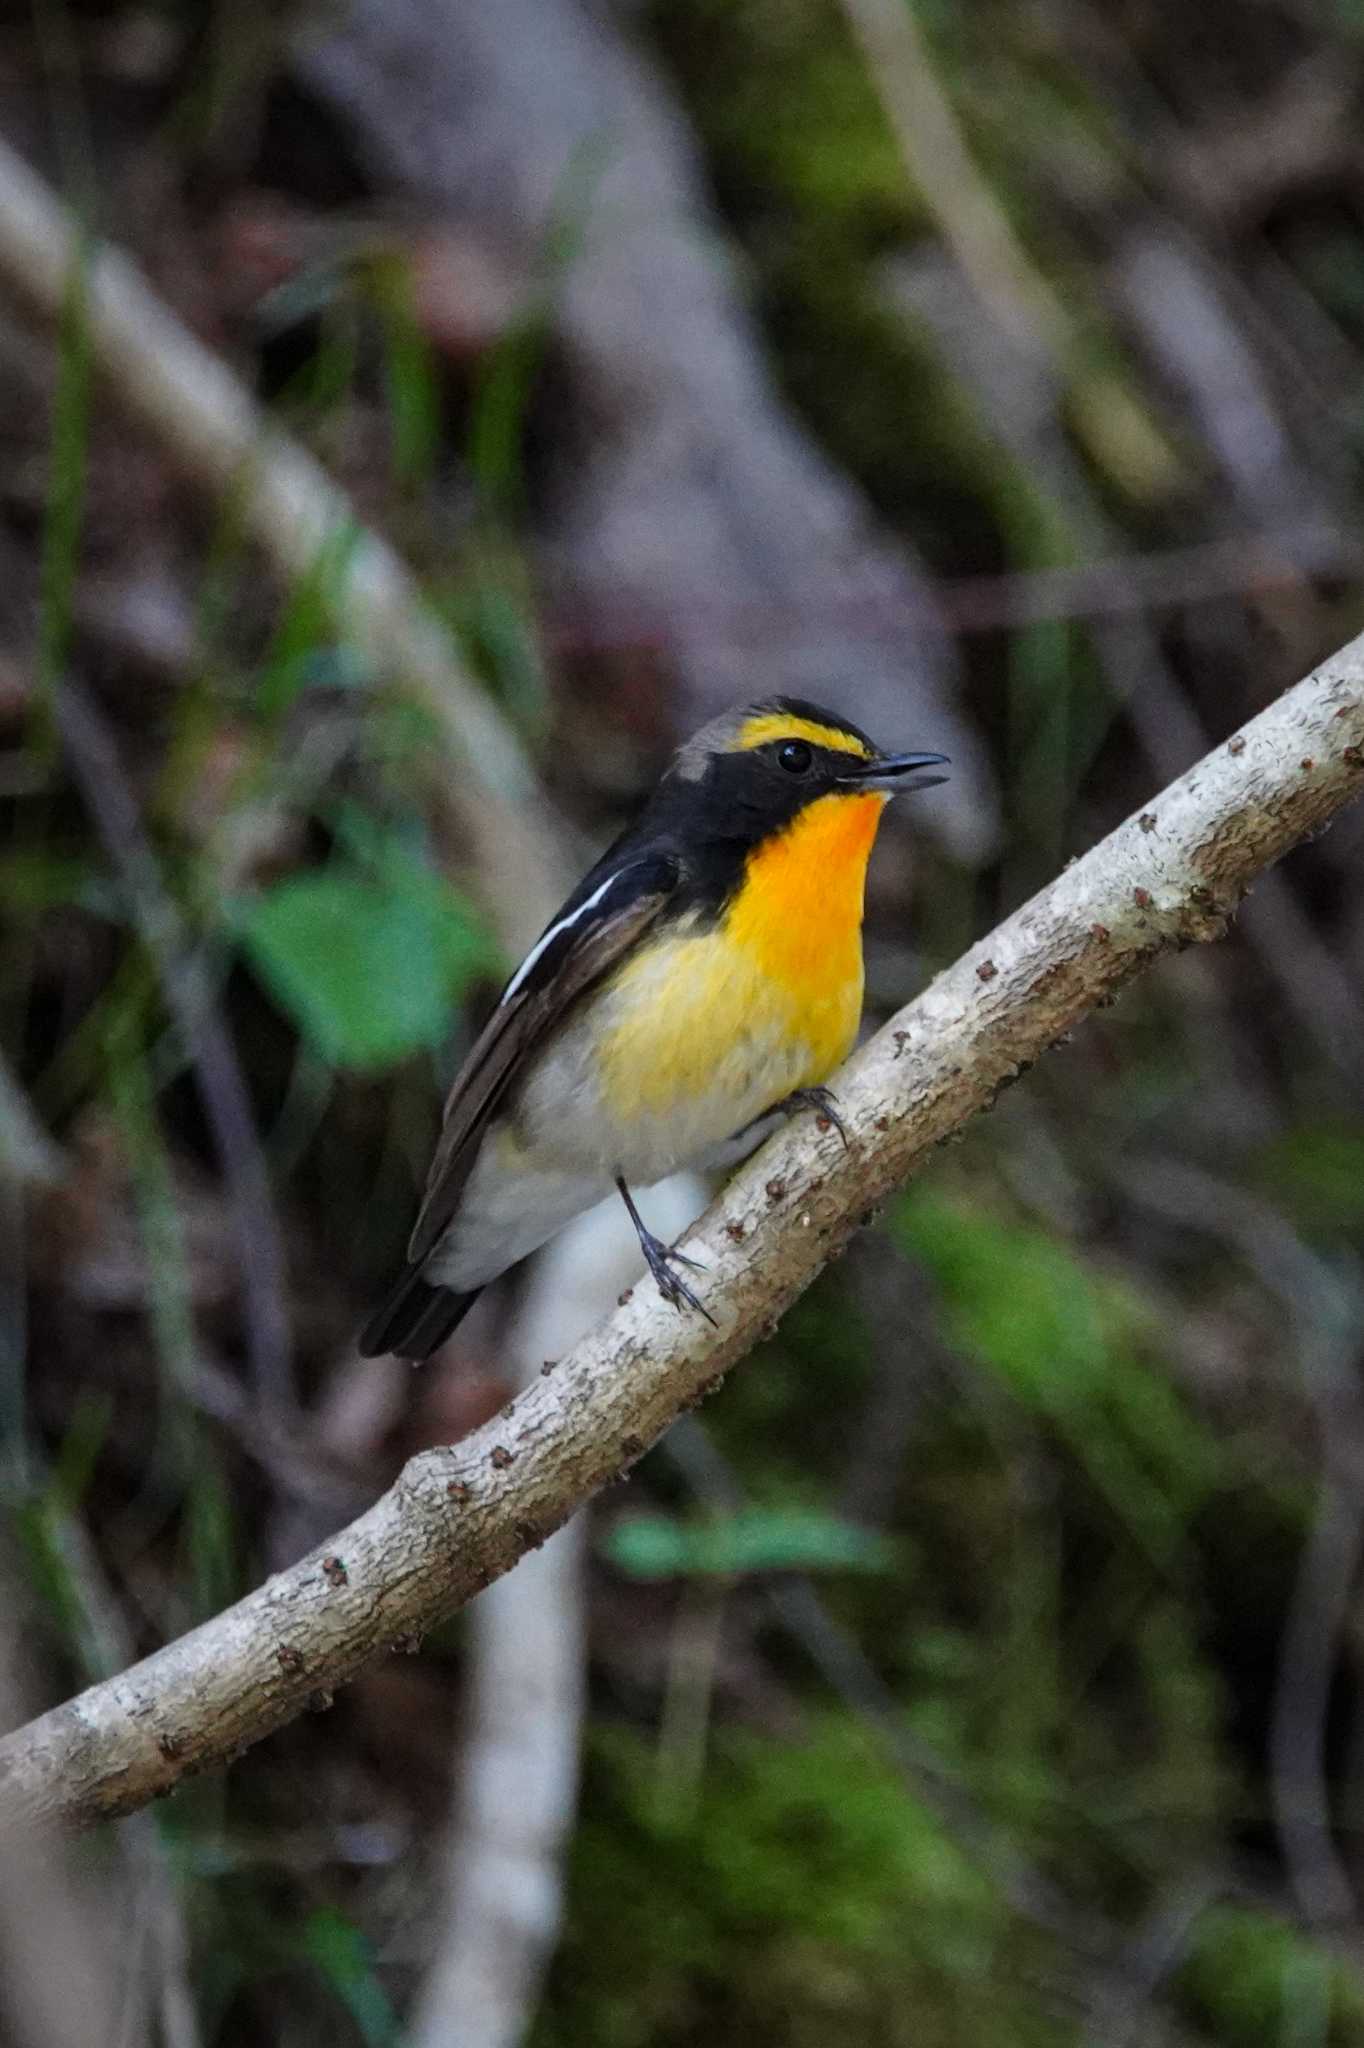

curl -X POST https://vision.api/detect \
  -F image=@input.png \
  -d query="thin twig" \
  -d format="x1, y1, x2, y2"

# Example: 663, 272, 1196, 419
1, 633, 1362, 1828
935, 525, 1362, 631
1117, 1157, 1364, 1931
0, 1048, 63, 1188
541, 523, 1364, 646
55, 678, 294, 1410
836, 0, 1069, 356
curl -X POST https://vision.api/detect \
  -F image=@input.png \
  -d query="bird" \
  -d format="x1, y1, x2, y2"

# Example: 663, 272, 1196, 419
359, 697, 948, 1361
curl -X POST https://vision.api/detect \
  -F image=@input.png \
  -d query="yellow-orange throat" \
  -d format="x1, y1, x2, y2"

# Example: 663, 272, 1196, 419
727, 789, 887, 995
593, 788, 888, 1131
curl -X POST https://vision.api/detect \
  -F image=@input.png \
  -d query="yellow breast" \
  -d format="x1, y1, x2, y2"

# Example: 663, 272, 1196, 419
594, 791, 886, 1145
726, 789, 886, 1024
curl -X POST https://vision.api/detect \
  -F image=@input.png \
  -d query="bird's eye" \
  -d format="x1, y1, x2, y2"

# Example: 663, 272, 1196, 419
777, 739, 814, 775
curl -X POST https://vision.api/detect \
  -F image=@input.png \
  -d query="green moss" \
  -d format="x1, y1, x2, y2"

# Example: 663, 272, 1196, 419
536, 1717, 1060, 2048
1251, 1123, 1364, 1237
654, 0, 923, 238
894, 1187, 1223, 1561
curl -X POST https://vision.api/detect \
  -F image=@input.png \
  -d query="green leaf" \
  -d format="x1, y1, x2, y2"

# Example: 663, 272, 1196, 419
255, 521, 362, 721
232, 856, 495, 1071
603, 1509, 899, 1580
302, 1908, 399, 2048
369, 255, 442, 489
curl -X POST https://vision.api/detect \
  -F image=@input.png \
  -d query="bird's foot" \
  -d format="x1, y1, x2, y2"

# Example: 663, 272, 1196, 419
778, 1085, 851, 1151
614, 1174, 716, 1323
638, 1227, 717, 1325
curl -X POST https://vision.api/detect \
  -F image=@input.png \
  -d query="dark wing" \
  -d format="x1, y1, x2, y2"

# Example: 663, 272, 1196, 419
405, 850, 680, 1264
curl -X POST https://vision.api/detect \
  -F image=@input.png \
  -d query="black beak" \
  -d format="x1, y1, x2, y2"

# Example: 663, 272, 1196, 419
839, 750, 950, 796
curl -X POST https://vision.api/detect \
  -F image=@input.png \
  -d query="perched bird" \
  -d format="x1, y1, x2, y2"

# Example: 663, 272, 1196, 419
360, 698, 947, 1361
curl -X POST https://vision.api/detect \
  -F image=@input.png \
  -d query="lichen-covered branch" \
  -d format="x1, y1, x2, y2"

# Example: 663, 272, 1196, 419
3, 635, 1364, 1831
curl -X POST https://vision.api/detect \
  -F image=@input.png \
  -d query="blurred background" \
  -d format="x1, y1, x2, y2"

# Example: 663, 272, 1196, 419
3, 0, 1364, 2042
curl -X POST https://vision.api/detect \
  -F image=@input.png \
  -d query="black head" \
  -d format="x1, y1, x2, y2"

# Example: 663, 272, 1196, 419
652, 695, 948, 845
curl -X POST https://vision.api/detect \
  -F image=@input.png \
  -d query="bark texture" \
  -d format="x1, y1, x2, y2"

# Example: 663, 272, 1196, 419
2, 632, 1362, 1831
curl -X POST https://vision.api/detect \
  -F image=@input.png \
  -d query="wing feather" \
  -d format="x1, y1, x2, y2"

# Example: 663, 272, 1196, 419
406, 851, 679, 1264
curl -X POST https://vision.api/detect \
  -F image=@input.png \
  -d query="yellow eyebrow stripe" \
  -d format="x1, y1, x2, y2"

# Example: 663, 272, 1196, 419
731, 713, 871, 759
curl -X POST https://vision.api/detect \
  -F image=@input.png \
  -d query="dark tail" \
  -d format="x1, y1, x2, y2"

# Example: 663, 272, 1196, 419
358, 1264, 482, 1363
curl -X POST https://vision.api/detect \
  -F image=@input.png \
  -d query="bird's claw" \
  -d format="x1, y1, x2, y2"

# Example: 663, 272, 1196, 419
783, 1085, 851, 1151
640, 1229, 717, 1325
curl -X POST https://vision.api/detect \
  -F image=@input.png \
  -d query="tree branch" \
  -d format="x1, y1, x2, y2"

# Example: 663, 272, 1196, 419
3, 635, 1364, 1830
